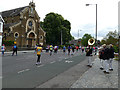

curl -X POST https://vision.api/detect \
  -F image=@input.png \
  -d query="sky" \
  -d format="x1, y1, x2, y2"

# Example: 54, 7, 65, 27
0, 0, 119, 40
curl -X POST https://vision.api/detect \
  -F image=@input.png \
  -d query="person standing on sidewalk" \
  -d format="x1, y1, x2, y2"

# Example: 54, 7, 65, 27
12, 44, 18, 56
109, 44, 114, 71
98, 46, 104, 70
36, 44, 42, 65
86, 46, 93, 67
102, 44, 110, 74
1, 44, 6, 56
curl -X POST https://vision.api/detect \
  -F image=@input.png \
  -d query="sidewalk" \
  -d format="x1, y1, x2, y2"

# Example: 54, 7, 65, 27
71, 58, 118, 88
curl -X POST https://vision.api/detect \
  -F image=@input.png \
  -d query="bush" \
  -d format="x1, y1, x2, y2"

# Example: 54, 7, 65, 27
113, 45, 118, 53
3, 40, 14, 46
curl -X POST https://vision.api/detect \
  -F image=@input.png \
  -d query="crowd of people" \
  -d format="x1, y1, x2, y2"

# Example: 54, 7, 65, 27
1, 43, 115, 74
85, 44, 115, 74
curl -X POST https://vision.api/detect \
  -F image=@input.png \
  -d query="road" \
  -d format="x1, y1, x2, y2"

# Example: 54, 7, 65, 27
2, 50, 87, 88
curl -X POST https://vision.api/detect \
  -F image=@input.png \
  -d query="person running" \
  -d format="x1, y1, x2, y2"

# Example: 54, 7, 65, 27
71, 45, 75, 55
63, 45, 66, 54
1, 44, 6, 56
82, 47, 84, 53
49, 44, 53, 56
68, 45, 71, 55
12, 44, 18, 56
54, 45, 58, 53
36, 44, 42, 65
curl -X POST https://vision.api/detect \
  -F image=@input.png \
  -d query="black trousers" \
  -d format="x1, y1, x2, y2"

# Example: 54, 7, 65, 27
12, 50, 17, 56
37, 55, 41, 62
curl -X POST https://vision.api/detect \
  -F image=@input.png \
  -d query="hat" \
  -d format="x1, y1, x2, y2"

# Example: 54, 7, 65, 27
102, 44, 106, 47
109, 44, 113, 47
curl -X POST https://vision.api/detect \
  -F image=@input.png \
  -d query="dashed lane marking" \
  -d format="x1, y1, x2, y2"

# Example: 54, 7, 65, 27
18, 69, 30, 74
50, 61, 56, 64
37, 64, 44, 67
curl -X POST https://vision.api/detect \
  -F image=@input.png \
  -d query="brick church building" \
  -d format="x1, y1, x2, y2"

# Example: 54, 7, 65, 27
1, 1, 46, 48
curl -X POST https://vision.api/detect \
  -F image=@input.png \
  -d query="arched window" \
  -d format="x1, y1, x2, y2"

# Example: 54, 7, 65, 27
14, 32, 19, 38
40, 35, 43, 40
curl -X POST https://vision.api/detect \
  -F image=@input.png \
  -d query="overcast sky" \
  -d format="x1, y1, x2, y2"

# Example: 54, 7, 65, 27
0, 0, 119, 40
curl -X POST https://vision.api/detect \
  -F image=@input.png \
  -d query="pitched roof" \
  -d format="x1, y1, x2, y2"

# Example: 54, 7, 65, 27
0, 15, 4, 22
4, 22, 19, 28
1, 6, 28, 18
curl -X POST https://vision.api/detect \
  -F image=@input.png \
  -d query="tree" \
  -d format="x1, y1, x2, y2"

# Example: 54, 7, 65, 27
81, 33, 92, 46
101, 30, 118, 45
101, 30, 118, 52
41, 12, 73, 45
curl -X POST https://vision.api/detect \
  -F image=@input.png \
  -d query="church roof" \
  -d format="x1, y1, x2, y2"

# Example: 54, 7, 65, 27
4, 22, 19, 28
0, 14, 4, 22
1, 6, 28, 18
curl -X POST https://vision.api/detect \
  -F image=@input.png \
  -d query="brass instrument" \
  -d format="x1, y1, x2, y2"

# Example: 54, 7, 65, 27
88, 38, 95, 46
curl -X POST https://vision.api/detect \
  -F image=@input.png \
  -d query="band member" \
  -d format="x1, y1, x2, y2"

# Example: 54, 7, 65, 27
98, 46, 104, 70
102, 44, 110, 74
86, 46, 93, 67
109, 44, 114, 71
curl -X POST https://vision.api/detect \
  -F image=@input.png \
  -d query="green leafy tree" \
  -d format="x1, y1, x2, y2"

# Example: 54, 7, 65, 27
101, 30, 118, 52
41, 12, 73, 45
81, 33, 92, 46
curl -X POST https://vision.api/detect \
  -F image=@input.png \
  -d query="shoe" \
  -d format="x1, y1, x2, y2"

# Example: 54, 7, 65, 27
103, 71, 109, 74
100, 67, 104, 70
36, 63, 38, 65
87, 65, 92, 67
109, 69, 113, 71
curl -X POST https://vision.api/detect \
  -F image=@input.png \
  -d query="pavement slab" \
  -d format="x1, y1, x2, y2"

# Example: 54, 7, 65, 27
71, 58, 118, 88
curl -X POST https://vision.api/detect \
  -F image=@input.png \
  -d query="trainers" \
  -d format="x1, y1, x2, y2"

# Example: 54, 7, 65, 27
36, 63, 38, 65
100, 67, 104, 70
87, 65, 92, 67
103, 71, 109, 74
109, 69, 113, 71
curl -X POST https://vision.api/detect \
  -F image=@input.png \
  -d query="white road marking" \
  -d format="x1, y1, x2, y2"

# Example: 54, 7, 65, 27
65, 60, 73, 63
18, 69, 30, 74
50, 61, 56, 64
37, 64, 44, 67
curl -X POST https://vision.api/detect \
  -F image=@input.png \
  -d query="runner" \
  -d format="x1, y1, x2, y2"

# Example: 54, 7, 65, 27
49, 44, 53, 56
12, 44, 18, 56
36, 44, 42, 65
68, 45, 71, 55
1, 44, 6, 56
63, 45, 66, 55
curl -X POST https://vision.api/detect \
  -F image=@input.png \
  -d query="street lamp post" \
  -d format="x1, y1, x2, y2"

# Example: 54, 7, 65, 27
78, 30, 82, 39
86, 4, 97, 45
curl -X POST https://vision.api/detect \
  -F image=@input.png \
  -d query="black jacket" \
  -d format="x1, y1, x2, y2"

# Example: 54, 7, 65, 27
109, 47, 114, 58
103, 48, 110, 60
86, 48, 92, 56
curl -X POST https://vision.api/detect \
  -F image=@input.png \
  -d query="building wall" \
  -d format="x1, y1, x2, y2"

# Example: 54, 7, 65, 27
3, 5, 46, 48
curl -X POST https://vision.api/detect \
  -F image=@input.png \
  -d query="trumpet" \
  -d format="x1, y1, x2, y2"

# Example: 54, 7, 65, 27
88, 38, 95, 45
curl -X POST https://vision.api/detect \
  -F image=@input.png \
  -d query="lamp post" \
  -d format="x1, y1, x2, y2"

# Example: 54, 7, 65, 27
78, 30, 82, 39
86, 4, 97, 45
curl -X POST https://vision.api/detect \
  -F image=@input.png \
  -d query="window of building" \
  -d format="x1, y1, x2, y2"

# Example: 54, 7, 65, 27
14, 32, 19, 38
40, 35, 43, 40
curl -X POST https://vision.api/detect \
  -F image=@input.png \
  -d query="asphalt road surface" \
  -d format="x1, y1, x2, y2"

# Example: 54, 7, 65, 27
2, 50, 87, 88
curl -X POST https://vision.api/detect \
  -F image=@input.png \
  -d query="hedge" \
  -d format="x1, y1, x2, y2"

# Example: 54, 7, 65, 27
2, 40, 14, 46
